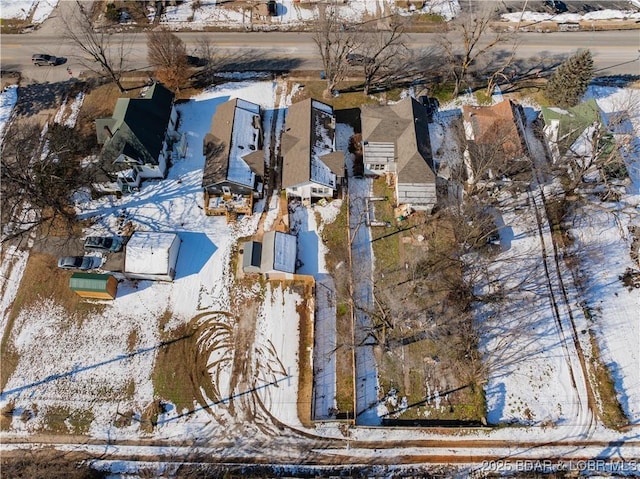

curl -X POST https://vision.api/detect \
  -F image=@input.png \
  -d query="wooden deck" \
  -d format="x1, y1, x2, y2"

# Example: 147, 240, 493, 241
204, 191, 253, 222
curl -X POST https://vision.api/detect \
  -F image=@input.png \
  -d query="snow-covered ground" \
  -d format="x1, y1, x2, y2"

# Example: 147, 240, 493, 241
0, 0, 58, 23
502, 9, 640, 23
0, 65, 639, 475
569, 86, 640, 425
3, 0, 638, 28
0, 80, 310, 439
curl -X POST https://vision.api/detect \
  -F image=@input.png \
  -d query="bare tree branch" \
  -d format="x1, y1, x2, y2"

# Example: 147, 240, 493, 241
146, 28, 191, 92
62, 0, 134, 92
312, 4, 360, 99
354, 17, 408, 96
438, 6, 510, 97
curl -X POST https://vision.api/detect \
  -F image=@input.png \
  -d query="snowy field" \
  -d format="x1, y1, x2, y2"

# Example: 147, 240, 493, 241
0, 68, 639, 473
3, 0, 638, 27
0, 0, 58, 23
1, 75, 640, 446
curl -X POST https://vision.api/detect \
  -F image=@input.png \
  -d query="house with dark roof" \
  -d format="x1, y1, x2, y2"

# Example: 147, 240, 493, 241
461, 99, 529, 184
94, 83, 180, 193
360, 97, 437, 211
202, 98, 264, 219
281, 98, 344, 205
541, 98, 605, 161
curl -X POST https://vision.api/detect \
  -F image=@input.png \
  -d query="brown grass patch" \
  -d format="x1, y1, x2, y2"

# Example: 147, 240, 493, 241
319, 201, 354, 414
588, 331, 628, 430
151, 322, 200, 413
295, 280, 315, 427
127, 329, 139, 353
291, 81, 381, 110
368, 194, 486, 421
140, 400, 163, 433
1, 401, 15, 430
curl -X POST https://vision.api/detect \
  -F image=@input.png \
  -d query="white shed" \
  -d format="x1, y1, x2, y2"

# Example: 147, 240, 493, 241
124, 232, 181, 281
260, 231, 296, 274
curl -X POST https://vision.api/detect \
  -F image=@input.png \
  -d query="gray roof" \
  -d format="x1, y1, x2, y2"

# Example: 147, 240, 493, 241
202, 98, 264, 188
260, 231, 296, 273
361, 97, 435, 184
242, 241, 262, 272
96, 83, 174, 170
281, 98, 338, 189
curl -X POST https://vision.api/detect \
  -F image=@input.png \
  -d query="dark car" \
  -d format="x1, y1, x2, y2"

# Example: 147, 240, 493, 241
57, 256, 102, 270
544, 0, 567, 14
346, 53, 372, 66
31, 54, 58, 66
84, 236, 124, 253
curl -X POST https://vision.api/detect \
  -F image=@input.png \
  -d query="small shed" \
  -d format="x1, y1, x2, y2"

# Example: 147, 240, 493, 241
69, 273, 118, 300
242, 241, 263, 274
124, 231, 181, 281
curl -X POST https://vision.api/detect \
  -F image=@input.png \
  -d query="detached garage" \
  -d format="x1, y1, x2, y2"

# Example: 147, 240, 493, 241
240, 231, 297, 277
260, 231, 296, 274
124, 232, 181, 281
70, 273, 118, 300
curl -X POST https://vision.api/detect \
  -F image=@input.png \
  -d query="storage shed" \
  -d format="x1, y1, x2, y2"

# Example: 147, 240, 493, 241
69, 273, 118, 300
124, 231, 181, 281
242, 240, 263, 274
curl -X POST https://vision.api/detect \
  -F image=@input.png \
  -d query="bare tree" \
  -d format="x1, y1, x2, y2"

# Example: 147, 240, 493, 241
454, 113, 530, 195
353, 18, 408, 96
438, 6, 509, 97
312, 4, 360, 99
146, 28, 191, 92
62, 1, 133, 93
484, 42, 519, 97
1, 121, 92, 242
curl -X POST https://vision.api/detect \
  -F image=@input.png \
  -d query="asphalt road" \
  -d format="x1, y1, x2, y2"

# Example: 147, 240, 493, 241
2, 29, 639, 84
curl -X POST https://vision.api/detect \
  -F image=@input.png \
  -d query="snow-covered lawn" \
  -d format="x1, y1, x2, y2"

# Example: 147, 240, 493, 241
0, 80, 314, 439
0, 70, 639, 470
0, 0, 58, 23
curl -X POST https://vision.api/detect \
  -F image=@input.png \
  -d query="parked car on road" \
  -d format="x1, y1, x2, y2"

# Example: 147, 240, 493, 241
84, 236, 124, 253
57, 256, 102, 271
346, 53, 373, 66
31, 54, 58, 66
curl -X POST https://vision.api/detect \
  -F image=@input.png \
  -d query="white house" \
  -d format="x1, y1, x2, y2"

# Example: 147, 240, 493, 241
124, 231, 181, 281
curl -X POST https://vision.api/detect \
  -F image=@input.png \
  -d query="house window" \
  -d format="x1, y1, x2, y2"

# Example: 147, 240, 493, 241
311, 187, 326, 195
369, 164, 385, 171
222, 186, 231, 195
